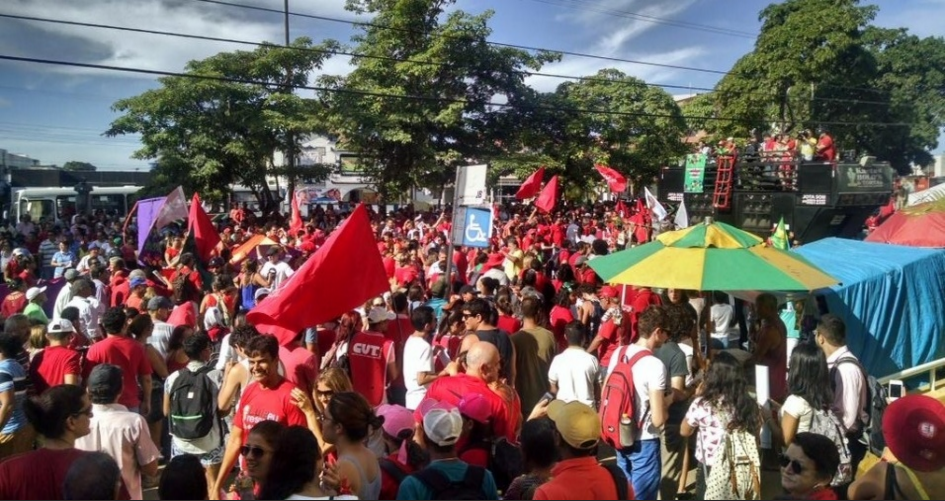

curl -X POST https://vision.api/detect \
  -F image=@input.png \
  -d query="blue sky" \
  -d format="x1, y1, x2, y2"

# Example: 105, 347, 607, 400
0, 0, 942, 171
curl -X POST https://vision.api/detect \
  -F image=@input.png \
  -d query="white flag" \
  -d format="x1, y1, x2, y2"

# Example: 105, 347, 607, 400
155, 186, 188, 229
674, 198, 690, 229
644, 187, 668, 220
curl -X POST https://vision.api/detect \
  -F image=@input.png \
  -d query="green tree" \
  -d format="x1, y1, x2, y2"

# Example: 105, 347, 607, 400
106, 37, 336, 210
62, 161, 97, 172
321, 0, 557, 202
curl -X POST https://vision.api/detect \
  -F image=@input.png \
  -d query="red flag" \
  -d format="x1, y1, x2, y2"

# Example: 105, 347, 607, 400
534, 175, 559, 214
246, 204, 389, 345
288, 190, 303, 237
515, 166, 545, 200
615, 200, 629, 217
594, 165, 627, 192
187, 193, 221, 263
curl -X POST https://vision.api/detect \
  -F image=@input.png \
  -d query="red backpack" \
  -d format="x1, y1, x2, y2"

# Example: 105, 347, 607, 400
599, 346, 651, 449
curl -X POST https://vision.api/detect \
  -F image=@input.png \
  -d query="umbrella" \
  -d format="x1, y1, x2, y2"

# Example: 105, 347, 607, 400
865, 198, 945, 248
589, 220, 840, 291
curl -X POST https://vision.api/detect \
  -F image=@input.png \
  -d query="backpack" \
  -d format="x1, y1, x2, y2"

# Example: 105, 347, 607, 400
600, 346, 652, 449
459, 437, 523, 492
831, 357, 888, 456
600, 463, 631, 500
379, 457, 407, 485
168, 365, 217, 441
809, 408, 853, 486
704, 428, 761, 500
412, 465, 486, 500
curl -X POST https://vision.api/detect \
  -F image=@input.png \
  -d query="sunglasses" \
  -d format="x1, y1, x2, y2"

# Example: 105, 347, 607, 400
240, 445, 269, 458
779, 453, 804, 475
316, 388, 334, 398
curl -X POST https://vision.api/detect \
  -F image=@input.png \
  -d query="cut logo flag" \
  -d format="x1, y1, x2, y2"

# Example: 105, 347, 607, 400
515, 166, 545, 200
535, 175, 559, 213
246, 204, 389, 345
770, 216, 791, 250
674, 198, 690, 229
187, 193, 221, 263
594, 165, 627, 192
644, 187, 668, 220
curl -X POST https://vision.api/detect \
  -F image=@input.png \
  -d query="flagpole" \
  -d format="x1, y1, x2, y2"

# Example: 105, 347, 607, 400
442, 168, 463, 298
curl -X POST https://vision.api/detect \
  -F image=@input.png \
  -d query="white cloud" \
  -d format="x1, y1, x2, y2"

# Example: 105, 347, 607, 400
2, 0, 354, 79
579, 0, 699, 55
525, 46, 707, 93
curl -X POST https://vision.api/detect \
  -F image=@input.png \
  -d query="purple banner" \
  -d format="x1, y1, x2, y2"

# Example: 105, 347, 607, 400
137, 196, 166, 258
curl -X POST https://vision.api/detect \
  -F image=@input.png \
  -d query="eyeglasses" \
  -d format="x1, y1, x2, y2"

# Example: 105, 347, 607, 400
316, 388, 334, 398
779, 453, 804, 475
462, 313, 474, 319
72, 406, 93, 418
240, 445, 269, 459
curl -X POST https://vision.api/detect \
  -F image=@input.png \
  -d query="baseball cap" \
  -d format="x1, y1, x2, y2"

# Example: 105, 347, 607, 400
266, 246, 281, 256
417, 399, 463, 447
147, 296, 173, 311
376, 404, 416, 438
63, 269, 79, 281
25, 286, 46, 301
128, 269, 147, 280
47, 318, 76, 334
458, 393, 491, 425
254, 288, 271, 301
599, 285, 619, 299
130, 277, 147, 288
87, 364, 123, 401
547, 400, 601, 450
88, 242, 100, 250
367, 306, 395, 324
883, 395, 945, 472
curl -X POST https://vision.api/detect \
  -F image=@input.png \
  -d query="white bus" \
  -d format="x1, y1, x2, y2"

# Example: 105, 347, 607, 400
14, 186, 141, 224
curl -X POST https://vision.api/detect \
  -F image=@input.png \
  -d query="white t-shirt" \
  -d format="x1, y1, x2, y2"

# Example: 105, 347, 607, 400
781, 394, 814, 433
607, 343, 667, 440
548, 347, 600, 409
260, 260, 294, 289
403, 335, 434, 410
710, 303, 739, 343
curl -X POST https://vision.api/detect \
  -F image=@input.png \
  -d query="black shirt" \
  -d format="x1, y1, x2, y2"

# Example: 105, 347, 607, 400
475, 328, 514, 382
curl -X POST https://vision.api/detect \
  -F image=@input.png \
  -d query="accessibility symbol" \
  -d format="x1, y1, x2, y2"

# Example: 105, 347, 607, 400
462, 207, 492, 248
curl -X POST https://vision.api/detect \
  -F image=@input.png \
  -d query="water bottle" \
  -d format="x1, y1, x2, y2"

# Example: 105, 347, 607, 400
619, 413, 635, 448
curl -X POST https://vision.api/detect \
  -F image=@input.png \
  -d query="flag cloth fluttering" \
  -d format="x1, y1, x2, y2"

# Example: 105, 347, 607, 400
515, 167, 546, 200
246, 204, 390, 345
187, 193, 221, 262
770, 216, 791, 250
535, 175, 559, 213
288, 190, 303, 237
644, 187, 668, 220
594, 165, 628, 192
674, 198, 690, 229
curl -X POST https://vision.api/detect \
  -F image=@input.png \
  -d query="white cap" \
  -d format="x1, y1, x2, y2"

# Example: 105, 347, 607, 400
367, 306, 395, 324
47, 318, 76, 334
422, 404, 464, 447
25, 286, 47, 301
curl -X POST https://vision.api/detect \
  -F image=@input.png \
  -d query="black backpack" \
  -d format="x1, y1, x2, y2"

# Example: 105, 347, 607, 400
168, 365, 217, 440
601, 462, 631, 500
412, 465, 486, 500
831, 356, 888, 456
459, 437, 523, 493
379, 457, 407, 485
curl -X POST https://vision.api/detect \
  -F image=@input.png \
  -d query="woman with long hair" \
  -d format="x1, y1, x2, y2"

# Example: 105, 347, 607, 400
229, 420, 285, 499
321, 311, 361, 372
767, 342, 834, 447
320, 392, 384, 500
258, 426, 357, 500
549, 288, 575, 351
165, 325, 195, 374
681, 351, 761, 499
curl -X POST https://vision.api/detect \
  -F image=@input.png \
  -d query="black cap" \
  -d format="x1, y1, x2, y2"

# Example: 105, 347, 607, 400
266, 246, 281, 257
459, 285, 478, 295
88, 364, 123, 403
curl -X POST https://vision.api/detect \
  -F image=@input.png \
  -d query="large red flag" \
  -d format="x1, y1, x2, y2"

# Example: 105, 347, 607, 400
534, 175, 559, 213
594, 164, 627, 192
187, 193, 221, 263
515, 166, 545, 200
246, 204, 389, 345
288, 190, 303, 237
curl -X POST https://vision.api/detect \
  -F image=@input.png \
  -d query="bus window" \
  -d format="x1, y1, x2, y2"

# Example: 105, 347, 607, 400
19, 199, 54, 222
91, 194, 126, 215
56, 195, 77, 220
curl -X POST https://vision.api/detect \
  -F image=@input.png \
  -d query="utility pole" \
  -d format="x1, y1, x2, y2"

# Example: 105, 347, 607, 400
283, 0, 296, 217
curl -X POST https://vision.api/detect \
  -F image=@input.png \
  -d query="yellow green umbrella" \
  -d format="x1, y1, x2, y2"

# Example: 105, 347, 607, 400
589, 220, 840, 291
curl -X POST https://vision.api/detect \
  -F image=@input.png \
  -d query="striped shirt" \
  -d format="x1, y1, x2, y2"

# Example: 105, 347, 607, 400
0, 358, 29, 435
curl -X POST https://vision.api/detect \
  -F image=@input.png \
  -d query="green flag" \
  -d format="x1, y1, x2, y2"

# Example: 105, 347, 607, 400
771, 216, 790, 250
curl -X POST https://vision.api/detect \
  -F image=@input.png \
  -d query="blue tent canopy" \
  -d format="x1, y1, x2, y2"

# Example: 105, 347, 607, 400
794, 238, 945, 378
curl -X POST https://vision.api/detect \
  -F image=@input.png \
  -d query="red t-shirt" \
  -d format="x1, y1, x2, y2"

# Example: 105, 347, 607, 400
0, 448, 129, 500
85, 335, 152, 409
30, 345, 81, 395
596, 317, 623, 368
549, 305, 574, 353
378, 453, 416, 501
347, 331, 394, 407
278, 345, 318, 395
497, 314, 522, 334
111, 277, 130, 309
233, 378, 308, 434
0, 293, 26, 319
125, 294, 146, 314
425, 373, 514, 442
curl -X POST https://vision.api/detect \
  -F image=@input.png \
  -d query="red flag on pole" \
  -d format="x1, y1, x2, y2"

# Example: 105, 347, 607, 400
534, 175, 559, 214
594, 164, 627, 192
288, 190, 303, 237
515, 166, 546, 200
187, 193, 221, 263
246, 204, 389, 345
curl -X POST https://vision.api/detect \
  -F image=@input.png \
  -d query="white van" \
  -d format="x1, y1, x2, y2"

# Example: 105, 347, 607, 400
14, 186, 141, 224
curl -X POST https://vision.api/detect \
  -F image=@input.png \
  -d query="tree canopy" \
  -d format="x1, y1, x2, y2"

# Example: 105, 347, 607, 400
62, 161, 97, 172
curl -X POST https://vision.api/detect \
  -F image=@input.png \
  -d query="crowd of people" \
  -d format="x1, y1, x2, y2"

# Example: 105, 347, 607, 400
0, 199, 940, 501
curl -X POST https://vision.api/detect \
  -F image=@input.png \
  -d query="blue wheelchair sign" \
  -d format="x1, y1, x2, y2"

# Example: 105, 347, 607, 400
461, 207, 492, 248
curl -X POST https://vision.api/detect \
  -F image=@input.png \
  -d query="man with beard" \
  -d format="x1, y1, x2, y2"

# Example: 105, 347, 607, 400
212, 333, 311, 497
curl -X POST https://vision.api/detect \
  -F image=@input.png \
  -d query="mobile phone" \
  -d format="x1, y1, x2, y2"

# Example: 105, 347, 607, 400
888, 379, 905, 401
540, 392, 554, 404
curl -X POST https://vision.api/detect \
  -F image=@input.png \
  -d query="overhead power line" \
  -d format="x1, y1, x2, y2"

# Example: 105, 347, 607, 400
0, 12, 895, 107
0, 53, 913, 128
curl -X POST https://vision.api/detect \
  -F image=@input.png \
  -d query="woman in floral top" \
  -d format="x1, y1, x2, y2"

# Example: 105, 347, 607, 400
681, 352, 760, 499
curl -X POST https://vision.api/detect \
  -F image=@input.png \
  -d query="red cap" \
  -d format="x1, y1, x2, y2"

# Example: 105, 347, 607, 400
599, 285, 619, 299
883, 395, 945, 472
